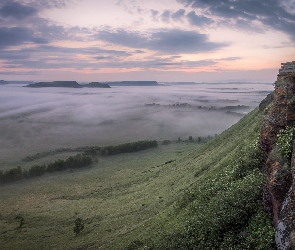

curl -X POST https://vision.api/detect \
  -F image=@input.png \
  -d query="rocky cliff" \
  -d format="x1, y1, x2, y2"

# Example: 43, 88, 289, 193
258, 67, 295, 249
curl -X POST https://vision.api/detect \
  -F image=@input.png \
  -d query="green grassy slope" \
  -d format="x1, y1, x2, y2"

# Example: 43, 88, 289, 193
0, 108, 275, 250
118, 108, 275, 250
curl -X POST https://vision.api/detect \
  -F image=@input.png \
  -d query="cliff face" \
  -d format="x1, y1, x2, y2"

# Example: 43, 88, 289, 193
259, 72, 295, 250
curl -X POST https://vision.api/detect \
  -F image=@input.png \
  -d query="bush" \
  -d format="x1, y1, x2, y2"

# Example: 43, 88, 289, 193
277, 125, 295, 163
73, 218, 84, 236
149, 138, 275, 249
29, 165, 46, 177
1, 166, 23, 183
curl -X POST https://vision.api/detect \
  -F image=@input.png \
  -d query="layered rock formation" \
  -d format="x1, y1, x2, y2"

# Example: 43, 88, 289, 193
258, 63, 295, 249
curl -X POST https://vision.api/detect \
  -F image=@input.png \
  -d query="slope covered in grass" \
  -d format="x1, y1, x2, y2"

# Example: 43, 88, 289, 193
0, 108, 275, 250
120, 107, 275, 250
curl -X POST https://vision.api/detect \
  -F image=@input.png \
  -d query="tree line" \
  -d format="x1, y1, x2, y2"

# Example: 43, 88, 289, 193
0, 140, 158, 184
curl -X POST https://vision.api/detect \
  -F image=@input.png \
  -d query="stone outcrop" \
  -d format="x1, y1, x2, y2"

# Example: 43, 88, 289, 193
258, 66, 295, 250
279, 61, 295, 75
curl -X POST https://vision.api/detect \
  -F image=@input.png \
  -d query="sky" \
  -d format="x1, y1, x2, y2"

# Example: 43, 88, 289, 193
0, 0, 295, 83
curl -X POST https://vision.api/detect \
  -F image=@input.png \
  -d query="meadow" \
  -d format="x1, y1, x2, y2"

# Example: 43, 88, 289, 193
0, 83, 272, 168
0, 83, 274, 249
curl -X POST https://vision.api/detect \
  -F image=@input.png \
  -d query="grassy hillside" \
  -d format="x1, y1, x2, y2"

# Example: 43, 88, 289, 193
0, 108, 275, 249
117, 108, 275, 249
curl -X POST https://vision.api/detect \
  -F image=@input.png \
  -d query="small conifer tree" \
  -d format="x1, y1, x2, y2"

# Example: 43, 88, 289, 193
73, 218, 84, 236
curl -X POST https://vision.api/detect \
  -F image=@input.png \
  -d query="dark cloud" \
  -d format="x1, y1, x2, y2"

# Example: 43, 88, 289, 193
30, 0, 74, 10
150, 9, 159, 19
0, 1, 37, 19
0, 27, 47, 48
0, 41, 218, 70
0, 44, 133, 70
161, 10, 171, 22
187, 11, 213, 26
93, 55, 111, 60
96, 28, 227, 54
148, 29, 227, 53
98, 29, 146, 49
93, 57, 217, 70
0, 70, 39, 75
177, 0, 295, 41
133, 49, 145, 54
172, 9, 185, 20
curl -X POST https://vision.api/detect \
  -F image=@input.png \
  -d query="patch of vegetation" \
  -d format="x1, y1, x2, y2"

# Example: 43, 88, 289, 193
74, 218, 84, 236
0, 140, 158, 184
15, 215, 24, 229
147, 138, 275, 249
0, 153, 93, 184
119, 108, 275, 250
0, 108, 275, 250
277, 125, 295, 163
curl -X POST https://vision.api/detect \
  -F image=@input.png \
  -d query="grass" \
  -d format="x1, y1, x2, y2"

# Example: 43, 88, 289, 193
0, 143, 199, 249
0, 108, 275, 249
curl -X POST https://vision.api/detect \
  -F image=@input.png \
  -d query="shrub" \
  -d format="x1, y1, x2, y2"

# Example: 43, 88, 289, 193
29, 165, 46, 177
73, 218, 84, 236
150, 138, 274, 249
277, 126, 295, 163
15, 215, 25, 228
2, 166, 23, 182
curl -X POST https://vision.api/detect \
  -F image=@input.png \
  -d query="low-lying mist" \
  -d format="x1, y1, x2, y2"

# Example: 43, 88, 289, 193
0, 83, 273, 167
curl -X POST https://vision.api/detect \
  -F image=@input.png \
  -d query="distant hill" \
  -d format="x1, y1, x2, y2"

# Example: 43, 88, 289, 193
105, 81, 158, 86
84, 82, 111, 88
6, 81, 34, 84
25, 81, 111, 88
25, 81, 82, 88
0, 80, 9, 85
24, 81, 158, 88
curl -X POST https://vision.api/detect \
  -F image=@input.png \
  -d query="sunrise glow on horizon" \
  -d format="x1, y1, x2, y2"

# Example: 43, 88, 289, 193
0, 0, 295, 82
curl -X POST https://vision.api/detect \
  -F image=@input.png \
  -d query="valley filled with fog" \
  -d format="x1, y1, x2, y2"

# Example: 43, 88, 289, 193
0, 83, 273, 167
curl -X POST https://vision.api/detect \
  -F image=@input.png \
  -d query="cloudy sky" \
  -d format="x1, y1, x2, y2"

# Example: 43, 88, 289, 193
0, 0, 295, 82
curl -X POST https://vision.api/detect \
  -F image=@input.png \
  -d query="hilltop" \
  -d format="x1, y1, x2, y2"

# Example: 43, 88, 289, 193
25, 81, 111, 88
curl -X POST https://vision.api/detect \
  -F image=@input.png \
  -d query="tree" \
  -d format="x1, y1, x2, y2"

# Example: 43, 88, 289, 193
73, 218, 84, 236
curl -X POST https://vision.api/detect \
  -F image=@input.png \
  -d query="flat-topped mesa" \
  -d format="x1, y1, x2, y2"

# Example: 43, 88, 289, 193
278, 61, 295, 76
26, 81, 82, 88
258, 61, 295, 249
84, 82, 111, 88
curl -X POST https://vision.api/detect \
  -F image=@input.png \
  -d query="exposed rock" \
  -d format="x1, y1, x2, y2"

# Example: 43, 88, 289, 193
259, 92, 274, 111
258, 69, 295, 250
259, 74, 295, 155
275, 186, 295, 250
